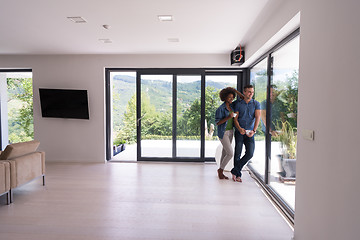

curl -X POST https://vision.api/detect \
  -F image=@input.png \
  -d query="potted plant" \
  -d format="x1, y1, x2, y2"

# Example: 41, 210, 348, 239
277, 120, 297, 180
113, 139, 126, 156
119, 139, 126, 152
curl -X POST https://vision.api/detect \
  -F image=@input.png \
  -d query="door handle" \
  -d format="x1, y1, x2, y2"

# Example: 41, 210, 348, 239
137, 113, 146, 126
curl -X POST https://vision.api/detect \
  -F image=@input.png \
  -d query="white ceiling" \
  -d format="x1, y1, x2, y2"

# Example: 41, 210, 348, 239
0, 0, 270, 55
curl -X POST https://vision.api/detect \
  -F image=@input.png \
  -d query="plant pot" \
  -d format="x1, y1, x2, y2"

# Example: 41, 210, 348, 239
276, 155, 296, 178
113, 145, 121, 156
281, 157, 296, 178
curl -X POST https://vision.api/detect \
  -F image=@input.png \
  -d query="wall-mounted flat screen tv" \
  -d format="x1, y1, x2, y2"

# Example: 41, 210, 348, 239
39, 88, 89, 119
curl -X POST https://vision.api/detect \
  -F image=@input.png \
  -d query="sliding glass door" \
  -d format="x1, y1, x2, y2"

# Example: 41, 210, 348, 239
176, 75, 202, 158
137, 70, 204, 161
139, 74, 173, 158
246, 30, 299, 221
106, 69, 243, 162
110, 71, 137, 161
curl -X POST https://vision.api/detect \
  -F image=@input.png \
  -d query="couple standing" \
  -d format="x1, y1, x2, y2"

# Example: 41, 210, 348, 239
215, 85, 260, 182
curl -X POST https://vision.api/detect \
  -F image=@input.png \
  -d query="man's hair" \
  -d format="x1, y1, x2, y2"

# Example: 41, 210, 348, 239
243, 84, 254, 91
219, 87, 236, 101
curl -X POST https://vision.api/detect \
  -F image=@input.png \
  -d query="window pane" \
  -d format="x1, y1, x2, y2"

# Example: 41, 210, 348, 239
249, 58, 268, 180
111, 71, 137, 161
141, 75, 173, 158
0, 72, 34, 147
269, 36, 299, 210
205, 75, 237, 159
176, 75, 201, 157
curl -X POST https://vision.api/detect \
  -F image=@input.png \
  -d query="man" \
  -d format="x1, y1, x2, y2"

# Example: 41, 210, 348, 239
230, 85, 260, 182
260, 85, 286, 136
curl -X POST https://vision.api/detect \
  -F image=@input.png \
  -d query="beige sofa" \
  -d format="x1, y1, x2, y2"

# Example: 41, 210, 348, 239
0, 161, 11, 204
0, 140, 45, 203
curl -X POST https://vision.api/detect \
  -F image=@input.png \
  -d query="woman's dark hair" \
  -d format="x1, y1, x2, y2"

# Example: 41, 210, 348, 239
219, 87, 236, 101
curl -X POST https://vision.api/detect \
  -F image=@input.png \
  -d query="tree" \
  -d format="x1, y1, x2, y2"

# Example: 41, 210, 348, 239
7, 78, 34, 143
177, 86, 220, 137
114, 92, 161, 144
114, 86, 223, 143
282, 70, 298, 128
114, 94, 137, 144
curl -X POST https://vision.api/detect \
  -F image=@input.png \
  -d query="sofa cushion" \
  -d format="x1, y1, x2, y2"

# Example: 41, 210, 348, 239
0, 140, 40, 160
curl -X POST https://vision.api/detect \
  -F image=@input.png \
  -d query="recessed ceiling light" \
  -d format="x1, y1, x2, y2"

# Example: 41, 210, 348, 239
99, 39, 112, 43
158, 15, 173, 21
67, 16, 87, 23
168, 38, 179, 42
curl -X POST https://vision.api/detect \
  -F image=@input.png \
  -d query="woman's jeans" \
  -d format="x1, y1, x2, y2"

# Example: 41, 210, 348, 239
231, 130, 255, 177
219, 130, 234, 170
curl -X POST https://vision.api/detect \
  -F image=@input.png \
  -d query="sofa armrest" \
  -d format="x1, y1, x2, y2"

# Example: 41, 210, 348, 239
6, 152, 43, 188
0, 161, 10, 194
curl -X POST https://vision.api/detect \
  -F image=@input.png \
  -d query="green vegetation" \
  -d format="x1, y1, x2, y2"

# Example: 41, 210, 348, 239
113, 87, 221, 144
7, 78, 34, 143
112, 75, 229, 145
280, 70, 298, 128
277, 120, 297, 159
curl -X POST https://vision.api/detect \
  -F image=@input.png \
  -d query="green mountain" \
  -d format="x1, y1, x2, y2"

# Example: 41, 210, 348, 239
112, 74, 233, 128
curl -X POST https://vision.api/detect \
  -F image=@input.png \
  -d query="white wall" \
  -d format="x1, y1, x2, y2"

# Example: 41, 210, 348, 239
0, 54, 228, 162
294, 0, 360, 239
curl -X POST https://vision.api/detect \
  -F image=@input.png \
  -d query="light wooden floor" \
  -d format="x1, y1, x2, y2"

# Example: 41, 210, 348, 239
0, 162, 293, 240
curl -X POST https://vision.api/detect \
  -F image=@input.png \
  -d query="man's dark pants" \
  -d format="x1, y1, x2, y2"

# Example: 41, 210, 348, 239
231, 130, 255, 178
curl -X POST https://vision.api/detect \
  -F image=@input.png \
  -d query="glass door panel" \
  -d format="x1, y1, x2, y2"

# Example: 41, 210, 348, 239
140, 74, 173, 158
111, 71, 137, 161
204, 75, 237, 159
176, 75, 201, 157
269, 36, 299, 210
249, 58, 268, 180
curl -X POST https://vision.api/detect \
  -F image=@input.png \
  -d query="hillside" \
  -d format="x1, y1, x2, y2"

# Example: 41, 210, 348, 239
112, 74, 235, 127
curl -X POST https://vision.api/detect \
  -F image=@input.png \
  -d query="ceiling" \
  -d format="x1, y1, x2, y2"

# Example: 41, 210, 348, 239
0, 0, 270, 55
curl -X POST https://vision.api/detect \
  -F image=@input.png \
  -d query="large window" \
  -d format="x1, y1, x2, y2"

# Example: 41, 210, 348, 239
247, 30, 299, 221
0, 71, 34, 149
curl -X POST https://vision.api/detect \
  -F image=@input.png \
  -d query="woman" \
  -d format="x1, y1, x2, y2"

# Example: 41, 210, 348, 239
214, 87, 241, 180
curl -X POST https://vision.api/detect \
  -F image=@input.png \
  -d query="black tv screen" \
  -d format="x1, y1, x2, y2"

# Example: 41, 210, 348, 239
39, 88, 89, 119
